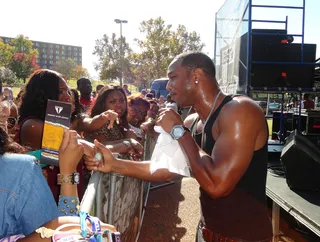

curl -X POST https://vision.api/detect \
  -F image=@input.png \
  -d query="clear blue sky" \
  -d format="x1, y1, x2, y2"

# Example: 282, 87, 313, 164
1, 0, 319, 78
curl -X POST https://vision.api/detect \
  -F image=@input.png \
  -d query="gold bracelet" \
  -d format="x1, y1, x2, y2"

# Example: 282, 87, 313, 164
57, 173, 80, 185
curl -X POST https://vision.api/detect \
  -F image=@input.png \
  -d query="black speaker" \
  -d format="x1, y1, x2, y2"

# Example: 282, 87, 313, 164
239, 29, 316, 88
281, 130, 320, 191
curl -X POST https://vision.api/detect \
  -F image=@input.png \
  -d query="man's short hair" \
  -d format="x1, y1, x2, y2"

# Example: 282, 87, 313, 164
175, 52, 216, 78
77, 77, 90, 88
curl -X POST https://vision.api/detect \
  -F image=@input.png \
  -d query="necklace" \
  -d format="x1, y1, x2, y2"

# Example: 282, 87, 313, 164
201, 90, 222, 149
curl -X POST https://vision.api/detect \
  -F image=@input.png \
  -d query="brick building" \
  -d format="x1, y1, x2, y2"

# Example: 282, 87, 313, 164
0, 36, 82, 69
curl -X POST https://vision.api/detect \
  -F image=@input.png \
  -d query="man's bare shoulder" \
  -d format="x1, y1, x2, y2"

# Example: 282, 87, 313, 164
184, 113, 199, 128
220, 95, 265, 124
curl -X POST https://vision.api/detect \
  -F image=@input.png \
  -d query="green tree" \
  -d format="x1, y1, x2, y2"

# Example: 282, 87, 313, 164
0, 67, 18, 86
52, 58, 77, 80
10, 34, 38, 56
132, 17, 205, 85
9, 53, 39, 82
71, 65, 90, 80
93, 33, 132, 82
170, 25, 205, 57
6, 35, 40, 82
0, 38, 14, 67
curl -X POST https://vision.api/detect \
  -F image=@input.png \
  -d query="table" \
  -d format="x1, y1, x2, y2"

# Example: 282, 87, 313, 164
266, 173, 320, 242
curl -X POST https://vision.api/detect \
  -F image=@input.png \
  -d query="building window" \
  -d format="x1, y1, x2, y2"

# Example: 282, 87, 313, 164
68, 46, 71, 50
56, 55, 60, 60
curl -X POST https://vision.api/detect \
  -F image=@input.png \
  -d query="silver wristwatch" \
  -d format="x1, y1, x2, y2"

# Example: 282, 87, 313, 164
170, 125, 189, 140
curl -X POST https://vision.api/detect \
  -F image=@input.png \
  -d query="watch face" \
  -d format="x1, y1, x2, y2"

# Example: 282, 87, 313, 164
173, 126, 184, 139
73, 174, 80, 183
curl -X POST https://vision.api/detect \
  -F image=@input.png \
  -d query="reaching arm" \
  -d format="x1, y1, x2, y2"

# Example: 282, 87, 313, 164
77, 110, 119, 132
85, 140, 178, 182
110, 159, 177, 182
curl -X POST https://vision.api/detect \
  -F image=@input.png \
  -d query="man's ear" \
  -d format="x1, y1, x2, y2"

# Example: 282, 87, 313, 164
192, 68, 204, 83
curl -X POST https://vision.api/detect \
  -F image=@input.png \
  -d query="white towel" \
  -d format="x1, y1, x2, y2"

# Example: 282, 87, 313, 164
150, 126, 191, 177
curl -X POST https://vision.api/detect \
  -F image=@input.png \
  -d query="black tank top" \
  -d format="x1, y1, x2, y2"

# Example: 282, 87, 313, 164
191, 95, 272, 241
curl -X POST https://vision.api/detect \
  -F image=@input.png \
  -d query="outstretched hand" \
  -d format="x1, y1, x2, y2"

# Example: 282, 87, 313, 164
84, 139, 117, 173
101, 110, 119, 129
59, 130, 84, 173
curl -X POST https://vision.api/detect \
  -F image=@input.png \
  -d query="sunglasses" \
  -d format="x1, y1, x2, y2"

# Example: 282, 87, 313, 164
7, 117, 18, 129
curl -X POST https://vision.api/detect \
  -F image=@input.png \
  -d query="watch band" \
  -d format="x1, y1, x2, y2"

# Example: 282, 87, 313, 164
57, 173, 80, 185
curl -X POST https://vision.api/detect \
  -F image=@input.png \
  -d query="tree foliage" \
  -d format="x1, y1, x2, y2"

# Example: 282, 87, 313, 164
71, 65, 90, 80
10, 34, 38, 56
0, 67, 18, 86
133, 17, 204, 83
0, 35, 39, 82
0, 38, 14, 67
92, 17, 204, 86
93, 33, 132, 82
8, 53, 39, 82
52, 58, 77, 80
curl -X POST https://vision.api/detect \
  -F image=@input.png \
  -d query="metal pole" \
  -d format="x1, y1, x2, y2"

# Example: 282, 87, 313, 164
107, 173, 117, 224
106, 153, 120, 224
301, 0, 306, 62
213, 12, 218, 64
266, 94, 270, 116
120, 23, 123, 87
80, 171, 102, 214
246, 0, 252, 96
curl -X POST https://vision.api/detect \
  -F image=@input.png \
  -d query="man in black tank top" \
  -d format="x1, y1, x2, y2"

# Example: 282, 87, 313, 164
86, 52, 273, 241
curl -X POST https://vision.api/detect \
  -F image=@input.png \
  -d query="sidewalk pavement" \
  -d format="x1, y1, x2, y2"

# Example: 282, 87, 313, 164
138, 177, 313, 242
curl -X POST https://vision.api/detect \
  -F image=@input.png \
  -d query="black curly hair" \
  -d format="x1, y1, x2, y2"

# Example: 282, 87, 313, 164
90, 85, 128, 129
70, 88, 85, 122
18, 69, 65, 123
0, 127, 26, 154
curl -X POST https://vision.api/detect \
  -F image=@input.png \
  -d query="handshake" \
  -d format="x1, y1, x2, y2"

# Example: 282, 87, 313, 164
58, 130, 144, 174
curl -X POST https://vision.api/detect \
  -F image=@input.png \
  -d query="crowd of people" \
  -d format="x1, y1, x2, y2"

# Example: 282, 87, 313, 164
0, 65, 179, 241
0, 51, 273, 242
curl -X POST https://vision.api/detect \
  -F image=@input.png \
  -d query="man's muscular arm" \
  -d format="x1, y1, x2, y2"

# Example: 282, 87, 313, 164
161, 99, 267, 199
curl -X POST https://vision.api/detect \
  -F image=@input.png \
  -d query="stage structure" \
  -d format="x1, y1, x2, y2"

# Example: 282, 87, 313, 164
214, 0, 320, 142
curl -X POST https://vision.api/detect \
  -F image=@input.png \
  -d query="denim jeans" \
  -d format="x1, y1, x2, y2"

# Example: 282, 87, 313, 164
0, 154, 59, 238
